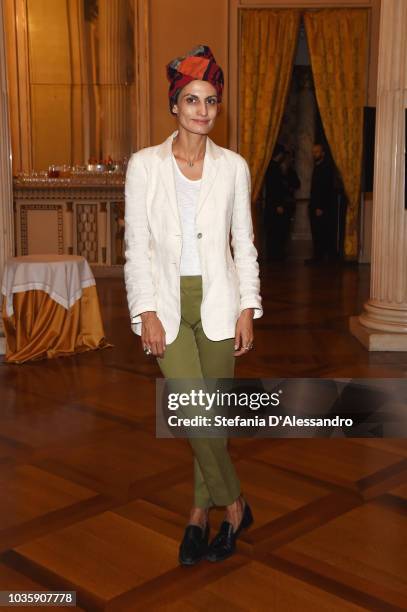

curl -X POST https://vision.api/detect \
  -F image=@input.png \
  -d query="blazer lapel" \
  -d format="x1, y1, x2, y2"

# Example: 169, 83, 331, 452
196, 137, 221, 218
158, 132, 182, 232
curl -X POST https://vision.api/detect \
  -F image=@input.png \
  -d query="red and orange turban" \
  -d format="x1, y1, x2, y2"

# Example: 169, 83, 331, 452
166, 45, 224, 114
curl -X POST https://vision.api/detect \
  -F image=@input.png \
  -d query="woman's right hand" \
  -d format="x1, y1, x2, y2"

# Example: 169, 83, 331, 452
140, 311, 166, 358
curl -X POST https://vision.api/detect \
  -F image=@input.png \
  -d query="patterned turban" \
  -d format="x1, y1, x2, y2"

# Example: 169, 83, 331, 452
166, 45, 224, 114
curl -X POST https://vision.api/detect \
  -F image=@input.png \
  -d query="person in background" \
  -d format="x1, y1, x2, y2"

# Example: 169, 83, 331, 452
305, 143, 337, 265
264, 144, 287, 261
280, 148, 301, 257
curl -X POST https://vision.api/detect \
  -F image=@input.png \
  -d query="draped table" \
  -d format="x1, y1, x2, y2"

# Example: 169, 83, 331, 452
1, 254, 112, 363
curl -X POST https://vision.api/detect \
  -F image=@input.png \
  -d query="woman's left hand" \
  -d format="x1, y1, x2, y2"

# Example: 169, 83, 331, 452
234, 308, 254, 356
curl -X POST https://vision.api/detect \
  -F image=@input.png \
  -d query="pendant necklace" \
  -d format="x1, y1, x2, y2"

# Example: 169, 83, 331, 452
173, 137, 203, 168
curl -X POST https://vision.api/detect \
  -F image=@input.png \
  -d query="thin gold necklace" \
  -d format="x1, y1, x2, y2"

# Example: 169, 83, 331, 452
174, 152, 203, 167
173, 139, 205, 167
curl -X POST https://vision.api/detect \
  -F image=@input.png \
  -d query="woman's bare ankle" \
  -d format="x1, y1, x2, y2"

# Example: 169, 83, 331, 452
227, 495, 244, 510
225, 495, 245, 530
189, 507, 208, 528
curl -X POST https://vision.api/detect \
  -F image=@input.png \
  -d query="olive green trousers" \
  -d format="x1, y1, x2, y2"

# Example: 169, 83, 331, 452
157, 275, 241, 508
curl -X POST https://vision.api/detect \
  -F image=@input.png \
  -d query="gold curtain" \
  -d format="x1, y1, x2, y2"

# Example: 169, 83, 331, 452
239, 9, 301, 205
304, 9, 369, 259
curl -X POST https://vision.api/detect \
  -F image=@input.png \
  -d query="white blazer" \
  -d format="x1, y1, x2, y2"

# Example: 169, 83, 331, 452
124, 130, 263, 344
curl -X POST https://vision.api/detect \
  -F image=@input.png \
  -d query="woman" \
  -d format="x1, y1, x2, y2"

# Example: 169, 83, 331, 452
124, 45, 263, 565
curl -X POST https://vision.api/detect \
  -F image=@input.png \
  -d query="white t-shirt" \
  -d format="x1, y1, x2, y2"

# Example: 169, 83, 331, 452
172, 154, 202, 275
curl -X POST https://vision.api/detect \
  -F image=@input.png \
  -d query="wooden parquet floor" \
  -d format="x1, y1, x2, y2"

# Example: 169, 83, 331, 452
0, 262, 406, 611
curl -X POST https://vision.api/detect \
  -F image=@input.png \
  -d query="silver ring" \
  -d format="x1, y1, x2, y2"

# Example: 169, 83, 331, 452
244, 344, 254, 351
143, 346, 152, 355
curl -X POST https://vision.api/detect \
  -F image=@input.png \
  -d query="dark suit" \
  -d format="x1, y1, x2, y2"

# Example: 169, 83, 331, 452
309, 157, 337, 260
265, 160, 291, 260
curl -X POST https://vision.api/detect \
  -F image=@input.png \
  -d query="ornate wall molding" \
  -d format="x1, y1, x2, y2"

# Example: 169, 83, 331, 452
14, 183, 124, 200
13, 182, 124, 264
20, 204, 64, 255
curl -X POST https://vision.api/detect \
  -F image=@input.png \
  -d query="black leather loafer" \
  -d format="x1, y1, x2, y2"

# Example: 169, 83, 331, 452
206, 501, 253, 562
179, 522, 210, 566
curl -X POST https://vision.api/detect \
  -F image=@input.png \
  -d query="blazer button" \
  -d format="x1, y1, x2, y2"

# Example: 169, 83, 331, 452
197, 232, 202, 239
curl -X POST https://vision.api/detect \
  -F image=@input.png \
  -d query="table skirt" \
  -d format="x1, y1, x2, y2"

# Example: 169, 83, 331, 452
2, 285, 113, 363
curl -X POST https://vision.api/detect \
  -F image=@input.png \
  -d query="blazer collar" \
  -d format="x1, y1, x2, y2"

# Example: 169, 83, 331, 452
158, 130, 222, 230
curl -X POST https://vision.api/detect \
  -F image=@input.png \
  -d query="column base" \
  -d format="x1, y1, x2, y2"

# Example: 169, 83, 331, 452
350, 316, 407, 351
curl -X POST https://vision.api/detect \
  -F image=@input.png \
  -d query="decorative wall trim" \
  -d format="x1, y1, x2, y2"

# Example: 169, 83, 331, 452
20, 204, 64, 255
14, 185, 124, 264
13, 184, 124, 201
75, 202, 98, 263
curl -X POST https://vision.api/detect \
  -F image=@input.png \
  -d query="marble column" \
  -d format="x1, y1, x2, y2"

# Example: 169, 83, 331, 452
350, 0, 407, 350
98, 0, 130, 161
0, 2, 15, 354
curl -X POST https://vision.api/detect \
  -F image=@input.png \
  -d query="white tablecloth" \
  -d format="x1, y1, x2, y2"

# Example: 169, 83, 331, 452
1, 254, 96, 317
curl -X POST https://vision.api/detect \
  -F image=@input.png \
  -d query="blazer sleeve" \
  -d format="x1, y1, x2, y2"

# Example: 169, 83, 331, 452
124, 152, 157, 327
231, 156, 263, 319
